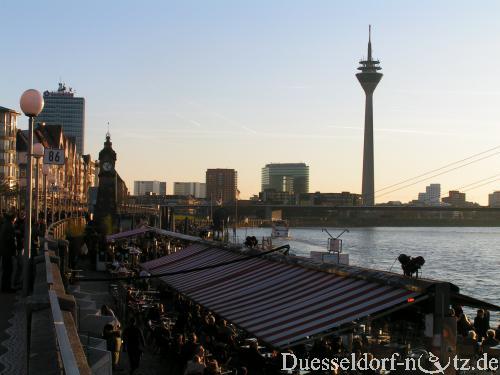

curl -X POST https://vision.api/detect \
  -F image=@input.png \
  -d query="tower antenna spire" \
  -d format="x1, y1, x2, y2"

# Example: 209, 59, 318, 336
368, 24, 372, 61
106, 122, 110, 138
356, 25, 382, 206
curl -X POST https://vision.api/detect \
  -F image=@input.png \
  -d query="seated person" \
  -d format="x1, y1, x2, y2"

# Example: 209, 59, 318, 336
184, 355, 206, 375
482, 329, 499, 348
461, 330, 481, 356
352, 336, 364, 353
245, 341, 266, 372
147, 303, 164, 322
204, 359, 222, 375
117, 263, 128, 275
126, 288, 138, 305
100, 304, 116, 318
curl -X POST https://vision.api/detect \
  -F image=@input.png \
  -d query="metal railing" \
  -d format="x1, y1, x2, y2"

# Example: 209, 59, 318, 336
118, 203, 160, 215
48, 290, 80, 375
44, 225, 84, 374
47, 217, 86, 240
44, 249, 54, 286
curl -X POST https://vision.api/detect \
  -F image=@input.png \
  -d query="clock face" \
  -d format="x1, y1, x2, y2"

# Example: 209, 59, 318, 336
102, 162, 113, 172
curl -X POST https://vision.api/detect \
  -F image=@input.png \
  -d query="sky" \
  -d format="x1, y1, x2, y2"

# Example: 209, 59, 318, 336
2, 1, 500, 204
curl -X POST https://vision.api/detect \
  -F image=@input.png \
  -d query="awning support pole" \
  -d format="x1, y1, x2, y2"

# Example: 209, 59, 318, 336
432, 283, 455, 374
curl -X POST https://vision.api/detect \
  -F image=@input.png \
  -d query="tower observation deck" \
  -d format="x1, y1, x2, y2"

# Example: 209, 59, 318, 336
356, 25, 383, 206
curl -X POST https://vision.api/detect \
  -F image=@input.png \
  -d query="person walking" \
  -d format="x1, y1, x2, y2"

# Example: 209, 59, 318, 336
103, 323, 122, 370
123, 317, 145, 374
0, 213, 17, 293
13, 211, 25, 288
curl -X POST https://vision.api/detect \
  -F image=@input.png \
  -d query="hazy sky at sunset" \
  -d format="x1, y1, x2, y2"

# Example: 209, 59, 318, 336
2, 1, 500, 204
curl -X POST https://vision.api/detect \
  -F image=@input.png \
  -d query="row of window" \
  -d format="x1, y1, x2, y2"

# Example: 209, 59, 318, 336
0, 166, 16, 178
0, 140, 15, 150
0, 152, 16, 164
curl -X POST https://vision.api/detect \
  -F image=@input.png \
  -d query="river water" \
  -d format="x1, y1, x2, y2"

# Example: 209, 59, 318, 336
235, 227, 500, 324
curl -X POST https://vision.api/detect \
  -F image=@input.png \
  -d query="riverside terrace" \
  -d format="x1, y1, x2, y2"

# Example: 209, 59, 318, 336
9, 221, 499, 374
107, 229, 499, 360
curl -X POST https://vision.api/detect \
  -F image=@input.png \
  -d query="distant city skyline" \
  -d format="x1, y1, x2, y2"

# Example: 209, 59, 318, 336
133, 180, 167, 196
3, 1, 500, 204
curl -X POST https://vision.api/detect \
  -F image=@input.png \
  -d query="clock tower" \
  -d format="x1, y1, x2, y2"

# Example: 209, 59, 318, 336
94, 132, 118, 234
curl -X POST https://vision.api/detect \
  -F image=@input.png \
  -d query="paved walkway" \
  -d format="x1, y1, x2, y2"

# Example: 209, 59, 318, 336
78, 266, 166, 374
0, 288, 26, 375
0, 263, 167, 375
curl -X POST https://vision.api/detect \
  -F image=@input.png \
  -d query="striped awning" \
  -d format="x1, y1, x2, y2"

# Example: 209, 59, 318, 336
106, 227, 205, 243
142, 245, 420, 348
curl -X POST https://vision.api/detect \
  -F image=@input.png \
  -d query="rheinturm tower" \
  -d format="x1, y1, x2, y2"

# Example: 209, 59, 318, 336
356, 25, 382, 206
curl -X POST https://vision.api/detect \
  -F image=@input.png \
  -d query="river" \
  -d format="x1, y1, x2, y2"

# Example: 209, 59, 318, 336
235, 226, 500, 324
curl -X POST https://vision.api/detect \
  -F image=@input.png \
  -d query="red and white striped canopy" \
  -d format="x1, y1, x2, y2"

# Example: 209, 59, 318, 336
142, 245, 419, 348
107, 227, 150, 241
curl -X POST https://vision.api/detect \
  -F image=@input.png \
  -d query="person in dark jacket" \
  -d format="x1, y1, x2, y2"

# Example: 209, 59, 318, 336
474, 309, 490, 341
0, 213, 17, 293
13, 211, 25, 288
482, 329, 499, 349
123, 317, 145, 374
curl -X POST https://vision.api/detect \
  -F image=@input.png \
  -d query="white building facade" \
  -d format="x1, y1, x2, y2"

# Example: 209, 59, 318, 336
488, 191, 500, 207
133, 180, 166, 196
417, 183, 441, 206
173, 182, 206, 198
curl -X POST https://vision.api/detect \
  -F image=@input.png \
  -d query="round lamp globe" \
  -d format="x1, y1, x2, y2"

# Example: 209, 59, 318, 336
33, 143, 45, 158
20, 89, 44, 117
42, 164, 51, 176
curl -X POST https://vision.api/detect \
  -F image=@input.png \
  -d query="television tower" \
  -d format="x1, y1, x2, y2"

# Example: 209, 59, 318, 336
356, 25, 382, 206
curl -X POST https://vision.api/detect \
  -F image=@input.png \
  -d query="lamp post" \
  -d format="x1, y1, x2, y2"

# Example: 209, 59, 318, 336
20, 89, 44, 297
48, 176, 56, 224
42, 164, 50, 226
33, 143, 44, 223
63, 187, 69, 218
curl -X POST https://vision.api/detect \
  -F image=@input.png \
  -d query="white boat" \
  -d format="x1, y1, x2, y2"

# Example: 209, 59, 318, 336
271, 220, 290, 238
310, 228, 350, 265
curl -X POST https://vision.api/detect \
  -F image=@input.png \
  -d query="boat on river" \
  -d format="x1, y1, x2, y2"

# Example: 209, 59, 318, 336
271, 219, 290, 238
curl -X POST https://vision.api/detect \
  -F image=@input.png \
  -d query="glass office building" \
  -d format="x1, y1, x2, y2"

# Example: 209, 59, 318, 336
261, 163, 309, 194
36, 82, 85, 154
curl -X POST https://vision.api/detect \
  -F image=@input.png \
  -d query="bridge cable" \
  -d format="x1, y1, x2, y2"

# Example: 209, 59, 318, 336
375, 144, 500, 193
374, 150, 500, 199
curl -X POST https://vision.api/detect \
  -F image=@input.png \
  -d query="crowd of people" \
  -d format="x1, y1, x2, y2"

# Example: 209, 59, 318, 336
104, 273, 439, 375
455, 306, 500, 355
107, 279, 285, 375
0, 209, 46, 293
94, 233, 500, 375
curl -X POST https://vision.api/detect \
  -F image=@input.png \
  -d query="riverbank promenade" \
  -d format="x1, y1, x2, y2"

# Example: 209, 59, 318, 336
76, 265, 165, 374
0, 290, 27, 374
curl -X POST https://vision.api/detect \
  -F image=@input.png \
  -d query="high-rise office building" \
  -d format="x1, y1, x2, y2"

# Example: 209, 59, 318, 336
488, 191, 500, 207
261, 163, 309, 194
206, 169, 237, 203
442, 190, 466, 207
134, 180, 167, 196
173, 182, 206, 198
417, 183, 441, 206
0, 106, 19, 190
36, 82, 86, 154
356, 26, 382, 206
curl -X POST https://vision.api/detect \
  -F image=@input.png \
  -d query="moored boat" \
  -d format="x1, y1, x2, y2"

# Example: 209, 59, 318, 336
271, 219, 290, 238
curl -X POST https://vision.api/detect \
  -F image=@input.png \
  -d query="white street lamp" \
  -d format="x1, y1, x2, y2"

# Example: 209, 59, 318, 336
33, 143, 44, 223
20, 89, 44, 297
42, 164, 50, 226
48, 175, 56, 224
63, 187, 69, 218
